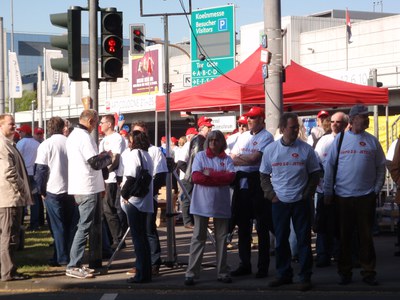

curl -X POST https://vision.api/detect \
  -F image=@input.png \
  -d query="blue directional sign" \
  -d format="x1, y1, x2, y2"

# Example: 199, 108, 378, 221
190, 5, 235, 87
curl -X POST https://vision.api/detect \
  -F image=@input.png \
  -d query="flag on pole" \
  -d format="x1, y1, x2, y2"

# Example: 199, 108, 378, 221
346, 8, 353, 44
43, 49, 70, 97
8, 51, 23, 98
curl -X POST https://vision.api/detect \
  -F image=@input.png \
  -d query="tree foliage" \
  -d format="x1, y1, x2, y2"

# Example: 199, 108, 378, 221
14, 90, 37, 112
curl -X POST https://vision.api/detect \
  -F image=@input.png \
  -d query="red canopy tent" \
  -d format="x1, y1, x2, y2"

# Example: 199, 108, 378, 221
156, 47, 388, 112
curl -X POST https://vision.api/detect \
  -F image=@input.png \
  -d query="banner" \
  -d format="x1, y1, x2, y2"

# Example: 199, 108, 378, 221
8, 51, 23, 98
44, 49, 70, 97
131, 49, 160, 95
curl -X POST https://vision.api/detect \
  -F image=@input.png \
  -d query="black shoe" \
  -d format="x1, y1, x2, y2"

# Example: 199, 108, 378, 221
338, 275, 352, 285
255, 270, 268, 278
152, 265, 160, 276
363, 276, 378, 286
394, 251, 400, 257
48, 259, 61, 267
184, 277, 195, 286
231, 266, 252, 277
298, 280, 312, 292
217, 276, 232, 283
268, 277, 293, 288
3, 273, 31, 281
316, 260, 331, 268
127, 276, 151, 283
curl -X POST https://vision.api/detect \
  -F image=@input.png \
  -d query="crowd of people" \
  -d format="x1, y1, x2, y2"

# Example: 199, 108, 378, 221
0, 103, 395, 290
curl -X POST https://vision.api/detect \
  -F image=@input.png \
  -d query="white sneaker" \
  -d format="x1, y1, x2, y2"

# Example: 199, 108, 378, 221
81, 266, 95, 274
66, 268, 94, 279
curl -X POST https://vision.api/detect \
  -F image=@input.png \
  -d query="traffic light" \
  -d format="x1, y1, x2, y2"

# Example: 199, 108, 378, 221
50, 8, 82, 81
131, 24, 145, 56
101, 10, 123, 79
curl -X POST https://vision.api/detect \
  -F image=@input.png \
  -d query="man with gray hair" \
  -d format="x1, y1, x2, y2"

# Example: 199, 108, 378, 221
324, 105, 385, 286
0, 114, 33, 281
66, 110, 113, 279
314, 112, 349, 267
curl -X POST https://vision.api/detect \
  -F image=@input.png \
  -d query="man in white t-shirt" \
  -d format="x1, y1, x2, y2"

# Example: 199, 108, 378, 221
260, 112, 320, 291
230, 107, 274, 279
307, 110, 330, 148
99, 114, 126, 250
66, 110, 113, 279
16, 124, 42, 230
35, 116, 77, 267
313, 112, 348, 268
226, 115, 248, 154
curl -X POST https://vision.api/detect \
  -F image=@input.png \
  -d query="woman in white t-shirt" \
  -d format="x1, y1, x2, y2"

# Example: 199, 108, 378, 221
120, 130, 154, 283
184, 130, 236, 286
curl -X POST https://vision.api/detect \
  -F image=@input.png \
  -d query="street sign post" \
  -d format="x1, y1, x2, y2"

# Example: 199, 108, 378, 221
190, 5, 235, 87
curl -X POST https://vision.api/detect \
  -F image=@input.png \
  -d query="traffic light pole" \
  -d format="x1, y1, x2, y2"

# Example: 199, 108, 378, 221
88, 0, 102, 269
139, 0, 192, 267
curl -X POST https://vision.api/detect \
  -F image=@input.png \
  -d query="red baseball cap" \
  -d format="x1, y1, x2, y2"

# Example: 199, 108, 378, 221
237, 115, 248, 125
34, 127, 44, 135
185, 127, 198, 136
197, 116, 213, 128
120, 130, 128, 136
17, 124, 32, 134
243, 107, 265, 118
171, 137, 178, 144
317, 110, 329, 118
161, 136, 167, 143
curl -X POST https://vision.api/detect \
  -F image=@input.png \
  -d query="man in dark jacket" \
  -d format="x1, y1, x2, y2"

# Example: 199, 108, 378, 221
181, 116, 213, 229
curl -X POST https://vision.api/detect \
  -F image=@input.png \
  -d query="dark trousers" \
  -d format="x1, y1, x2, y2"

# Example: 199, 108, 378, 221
315, 192, 339, 263
103, 182, 123, 246
234, 188, 272, 273
181, 179, 194, 226
336, 192, 377, 279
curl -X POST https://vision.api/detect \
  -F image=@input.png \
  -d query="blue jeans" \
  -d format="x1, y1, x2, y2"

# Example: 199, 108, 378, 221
122, 201, 152, 282
146, 200, 161, 266
67, 194, 98, 268
272, 199, 313, 282
29, 176, 44, 229
45, 192, 78, 264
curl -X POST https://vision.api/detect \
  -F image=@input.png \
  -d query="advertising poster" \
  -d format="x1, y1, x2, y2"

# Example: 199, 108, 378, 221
131, 49, 159, 95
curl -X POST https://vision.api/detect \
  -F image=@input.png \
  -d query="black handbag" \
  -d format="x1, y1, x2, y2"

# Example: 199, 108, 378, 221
121, 150, 152, 199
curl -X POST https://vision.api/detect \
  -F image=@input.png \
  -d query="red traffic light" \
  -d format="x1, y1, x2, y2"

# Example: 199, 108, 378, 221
103, 36, 122, 55
133, 29, 142, 36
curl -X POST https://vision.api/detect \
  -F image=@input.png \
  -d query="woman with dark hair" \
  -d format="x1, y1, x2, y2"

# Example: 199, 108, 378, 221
120, 130, 154, 283
184, 130, 236, 286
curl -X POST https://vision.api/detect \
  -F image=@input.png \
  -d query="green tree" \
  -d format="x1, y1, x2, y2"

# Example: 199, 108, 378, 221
14, 90, 37, 112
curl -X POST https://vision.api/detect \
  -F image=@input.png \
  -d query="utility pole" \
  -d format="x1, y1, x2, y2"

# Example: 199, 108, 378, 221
264, 0, 283, 133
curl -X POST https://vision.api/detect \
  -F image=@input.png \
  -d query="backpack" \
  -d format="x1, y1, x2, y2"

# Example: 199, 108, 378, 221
121, 150, 152, 199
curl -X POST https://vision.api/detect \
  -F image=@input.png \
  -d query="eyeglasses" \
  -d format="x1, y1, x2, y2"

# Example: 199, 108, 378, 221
331, 120, 342, 124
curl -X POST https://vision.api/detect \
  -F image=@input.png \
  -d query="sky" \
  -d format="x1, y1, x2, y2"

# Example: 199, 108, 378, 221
1, 0, 400, 42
